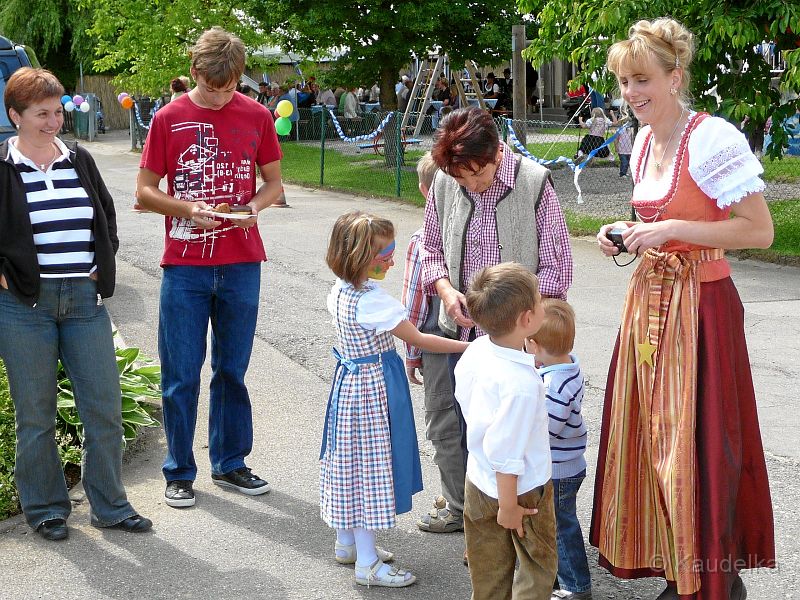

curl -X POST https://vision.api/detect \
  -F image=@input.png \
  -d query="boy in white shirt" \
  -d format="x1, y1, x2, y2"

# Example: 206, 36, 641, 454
455, 263, 557, 600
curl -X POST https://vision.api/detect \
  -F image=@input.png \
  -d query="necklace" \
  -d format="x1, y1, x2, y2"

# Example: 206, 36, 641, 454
652, 108, 685, 171
38, 144, 59, 171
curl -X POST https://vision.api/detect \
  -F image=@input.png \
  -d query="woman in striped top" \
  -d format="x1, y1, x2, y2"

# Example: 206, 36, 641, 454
0, 68, 151, 541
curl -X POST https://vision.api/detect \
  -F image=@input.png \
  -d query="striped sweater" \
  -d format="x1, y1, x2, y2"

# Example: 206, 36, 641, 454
536, 353, 587, 479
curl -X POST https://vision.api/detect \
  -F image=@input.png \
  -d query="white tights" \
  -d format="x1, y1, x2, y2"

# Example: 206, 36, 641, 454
336, 527, 378, 567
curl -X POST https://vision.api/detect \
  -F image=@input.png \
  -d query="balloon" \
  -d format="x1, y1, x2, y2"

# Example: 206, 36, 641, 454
80, 102, 91, 113
274, 116, 292, 136
121, 96, 134, 110
64, 101, 75, 112
61, 95, 72, 105
72, 95, 84, 106
276, 100, 294, 118
117, 92, 129, 103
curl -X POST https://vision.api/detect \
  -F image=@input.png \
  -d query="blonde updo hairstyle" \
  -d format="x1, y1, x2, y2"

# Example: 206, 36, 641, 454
607, 18, 694, 106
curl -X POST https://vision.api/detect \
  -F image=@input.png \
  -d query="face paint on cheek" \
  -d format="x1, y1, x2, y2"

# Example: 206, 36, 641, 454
367, 240, 395, 281
368, 264, 387, 280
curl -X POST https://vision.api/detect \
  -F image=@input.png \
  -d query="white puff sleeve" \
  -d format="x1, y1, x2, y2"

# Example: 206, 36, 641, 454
688, 116, 766, 209
356, 284, 407, 333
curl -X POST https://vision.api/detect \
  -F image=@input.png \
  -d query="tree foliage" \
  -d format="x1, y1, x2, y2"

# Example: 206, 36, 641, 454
518, 0, 800, 156
0, 0, 95, 87
248, 0, 522, 108
84, 0, 275, 95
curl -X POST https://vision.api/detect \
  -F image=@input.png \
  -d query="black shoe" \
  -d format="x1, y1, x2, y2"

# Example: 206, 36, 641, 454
212, 467, 270, 496
37, 518, 68, 541
91, 514, 153, 532
165, 479, 195, 508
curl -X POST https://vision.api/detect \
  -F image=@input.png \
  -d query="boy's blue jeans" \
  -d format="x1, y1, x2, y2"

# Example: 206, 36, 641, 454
0, 279, 136, 529
619, 153, 631, 177
554, 469, 592, 593
158, 263, 260, 482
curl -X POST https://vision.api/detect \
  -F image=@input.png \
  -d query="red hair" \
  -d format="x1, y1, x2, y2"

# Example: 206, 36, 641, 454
4, 68, 64, 120
431, 107, 499, 176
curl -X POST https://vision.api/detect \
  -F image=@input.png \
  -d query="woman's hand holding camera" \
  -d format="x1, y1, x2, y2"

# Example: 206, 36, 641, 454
598, 221, 674, 256
598, 221, 633, 256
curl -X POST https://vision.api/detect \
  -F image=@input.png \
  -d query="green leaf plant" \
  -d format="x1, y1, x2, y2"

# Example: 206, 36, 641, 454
1, 338, 161, 520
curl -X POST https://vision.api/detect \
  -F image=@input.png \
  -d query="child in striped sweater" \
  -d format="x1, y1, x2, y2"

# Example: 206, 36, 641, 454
527, 299, 592, 600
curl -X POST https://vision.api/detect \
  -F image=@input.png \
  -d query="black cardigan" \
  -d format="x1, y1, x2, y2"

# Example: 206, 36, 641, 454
0, 139, 118, 306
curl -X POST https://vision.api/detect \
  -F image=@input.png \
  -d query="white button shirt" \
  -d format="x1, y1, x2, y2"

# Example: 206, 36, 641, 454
455, 335, 552, 499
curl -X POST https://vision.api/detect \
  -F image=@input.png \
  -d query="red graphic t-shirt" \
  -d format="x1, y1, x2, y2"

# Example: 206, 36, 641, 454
140, 93, 282, 266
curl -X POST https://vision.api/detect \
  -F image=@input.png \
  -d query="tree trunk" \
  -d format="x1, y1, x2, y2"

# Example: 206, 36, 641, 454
380, 65, 397, 110
380, 64, 404, 168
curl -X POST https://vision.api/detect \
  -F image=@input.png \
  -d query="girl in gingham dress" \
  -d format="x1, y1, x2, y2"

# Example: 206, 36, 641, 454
321, 211, 468, 588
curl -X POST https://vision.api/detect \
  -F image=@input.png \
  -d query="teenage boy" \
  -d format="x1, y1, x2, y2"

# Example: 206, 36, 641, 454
401, 153, 465, 534
137, 27, 283, 508
455, 263, 557, 599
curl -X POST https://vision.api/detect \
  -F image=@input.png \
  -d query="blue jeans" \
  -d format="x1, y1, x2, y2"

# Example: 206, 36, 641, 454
159, 263, 260, 481
619, 153, 631, 176
0, 279, 136, 529
554, 470, 592, 593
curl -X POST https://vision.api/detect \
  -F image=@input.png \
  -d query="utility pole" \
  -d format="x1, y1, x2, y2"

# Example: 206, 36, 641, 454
511, 25, 527, 145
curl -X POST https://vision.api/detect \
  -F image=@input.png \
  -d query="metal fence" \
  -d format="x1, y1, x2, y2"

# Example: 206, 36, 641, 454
282, 108, 800, 217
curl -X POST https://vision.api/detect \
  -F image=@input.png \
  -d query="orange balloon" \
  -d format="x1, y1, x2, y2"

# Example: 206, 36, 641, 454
121, 96, 134, 109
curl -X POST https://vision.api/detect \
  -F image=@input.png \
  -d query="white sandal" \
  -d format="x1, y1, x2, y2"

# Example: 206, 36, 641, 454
334, 541, 394, 565
355, 559, 416, 588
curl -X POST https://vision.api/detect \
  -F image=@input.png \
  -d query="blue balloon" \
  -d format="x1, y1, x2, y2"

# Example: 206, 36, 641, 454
61, 95, 72, 105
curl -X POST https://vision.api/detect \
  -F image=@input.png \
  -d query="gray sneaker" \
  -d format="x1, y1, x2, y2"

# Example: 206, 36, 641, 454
416, 496, 464, 533
165, 480, 195, 508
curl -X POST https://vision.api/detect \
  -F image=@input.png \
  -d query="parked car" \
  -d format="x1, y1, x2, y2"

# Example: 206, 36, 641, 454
1, 35, 39, 143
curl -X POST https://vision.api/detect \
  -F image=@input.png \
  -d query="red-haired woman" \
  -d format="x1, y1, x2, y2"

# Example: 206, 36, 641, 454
418, 105, 573, 566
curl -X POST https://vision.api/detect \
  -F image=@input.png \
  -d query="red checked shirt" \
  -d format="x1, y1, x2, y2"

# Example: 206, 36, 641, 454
400, 228, 428, 367
422, 143, 572, 341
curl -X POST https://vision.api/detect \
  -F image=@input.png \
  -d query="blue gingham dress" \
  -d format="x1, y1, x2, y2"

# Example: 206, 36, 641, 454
319, 280, 418, 529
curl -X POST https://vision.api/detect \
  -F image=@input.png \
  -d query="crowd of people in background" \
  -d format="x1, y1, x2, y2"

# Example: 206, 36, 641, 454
163, 68, 520, 122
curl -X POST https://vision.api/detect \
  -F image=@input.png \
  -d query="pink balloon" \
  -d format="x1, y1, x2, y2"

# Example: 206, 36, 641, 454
117, 92, 129, 103
72, 95, 84, 105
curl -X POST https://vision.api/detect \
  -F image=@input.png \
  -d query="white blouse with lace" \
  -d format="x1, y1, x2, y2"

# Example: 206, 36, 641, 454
327, 279, 406, 333
631, 113, 766, 209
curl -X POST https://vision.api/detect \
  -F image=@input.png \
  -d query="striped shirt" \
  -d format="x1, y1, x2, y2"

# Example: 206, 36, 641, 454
536, 354, 587, 480
8, 138, 95, 278
422, 142, 573, 341
400, 228, 428, 365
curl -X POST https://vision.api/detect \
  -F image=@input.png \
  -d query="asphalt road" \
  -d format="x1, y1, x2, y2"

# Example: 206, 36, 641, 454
1, 130, 798, 599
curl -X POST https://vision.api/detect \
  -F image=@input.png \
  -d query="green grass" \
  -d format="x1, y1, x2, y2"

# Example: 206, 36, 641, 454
769, 199, 800, 256
280, 143, 424, 206
762, 154, 800, 183
280, 142, 800, 262
525, 141, 579, 161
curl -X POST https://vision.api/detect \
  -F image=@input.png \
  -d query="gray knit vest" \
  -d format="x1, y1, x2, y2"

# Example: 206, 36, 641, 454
432, 154, 552, 338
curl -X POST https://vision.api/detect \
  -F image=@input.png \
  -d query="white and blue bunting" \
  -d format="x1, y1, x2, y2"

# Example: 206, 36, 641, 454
504, 118, 631, 203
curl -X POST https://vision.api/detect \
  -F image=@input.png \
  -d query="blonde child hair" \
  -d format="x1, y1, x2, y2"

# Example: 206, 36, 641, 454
326, 211, 394, 287
530, 299, 575, 356
416, 152, 438, 191
466, 263, 541, 337
590, 107, 607, 121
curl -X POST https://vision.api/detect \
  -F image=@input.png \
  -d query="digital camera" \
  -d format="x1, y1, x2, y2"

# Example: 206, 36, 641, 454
606, 228, 628, 254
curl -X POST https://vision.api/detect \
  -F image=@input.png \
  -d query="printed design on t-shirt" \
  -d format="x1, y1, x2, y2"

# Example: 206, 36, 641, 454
168, 121, 253, 257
